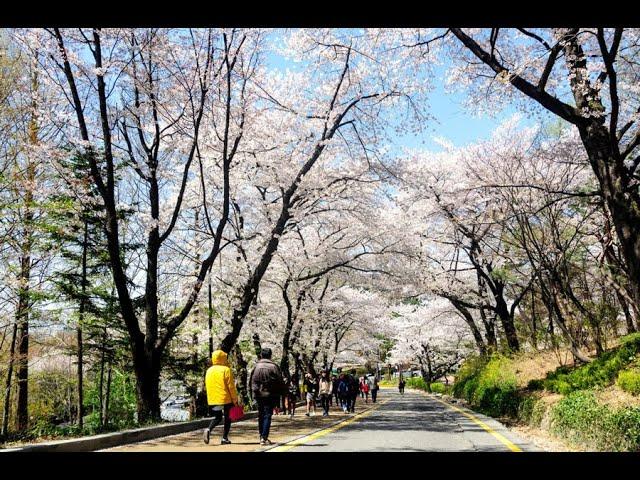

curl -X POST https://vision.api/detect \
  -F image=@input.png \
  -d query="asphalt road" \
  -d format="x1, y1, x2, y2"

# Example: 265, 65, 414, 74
267, 389, 538, 452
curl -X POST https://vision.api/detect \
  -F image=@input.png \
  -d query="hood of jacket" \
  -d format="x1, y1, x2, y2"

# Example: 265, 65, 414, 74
211, 350, 228, 366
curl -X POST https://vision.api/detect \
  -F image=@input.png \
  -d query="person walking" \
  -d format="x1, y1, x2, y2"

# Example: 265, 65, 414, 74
370, 375, 379, 403
337, 373, 350, 413
398, 377, 405, 394
348, 369, 359, 413
249, 347, 286, 446
318, 370, 333, 416
360, 376, 370, 404
332, 374, 340, 407
303, 372, 318, 416
286, 372, 300, 418
203, 349, 240, 445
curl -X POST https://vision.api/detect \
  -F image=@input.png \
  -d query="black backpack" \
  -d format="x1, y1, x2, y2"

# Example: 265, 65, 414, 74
337, 379, 349, 396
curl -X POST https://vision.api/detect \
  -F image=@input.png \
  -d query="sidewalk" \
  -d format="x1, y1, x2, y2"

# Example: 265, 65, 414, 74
103, 398, 381, 452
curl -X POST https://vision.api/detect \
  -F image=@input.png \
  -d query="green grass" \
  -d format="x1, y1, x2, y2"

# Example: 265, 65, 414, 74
617, 369, 640, 395
449, 334, 640, 451
403, 376, 452, 394
551, 390, 640, 451
534, 333, 640, 395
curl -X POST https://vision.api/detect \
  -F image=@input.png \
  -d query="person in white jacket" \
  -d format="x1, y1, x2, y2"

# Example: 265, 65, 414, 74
318, 370, 333, 416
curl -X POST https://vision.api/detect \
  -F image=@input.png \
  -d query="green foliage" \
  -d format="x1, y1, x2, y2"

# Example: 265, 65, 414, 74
617, 369, 640, 396
405, 376, 428, 390
85, 368, 138, 430
27, 370, 78, 432
542, 333, 640, 394
452, 354, 487, 399
429, 382, 450, 394
517, 394, 549, 428
453, 354, 520, 417
551, 391, 640, 451
402, 376, 452, 394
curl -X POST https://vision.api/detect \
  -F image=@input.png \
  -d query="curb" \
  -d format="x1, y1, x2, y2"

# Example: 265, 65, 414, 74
3, 401, 306, 452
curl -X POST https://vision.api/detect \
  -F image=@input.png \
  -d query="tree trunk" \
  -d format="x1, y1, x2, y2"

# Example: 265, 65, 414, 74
450, 299, 487, 356
208, 280, 213, 358
76, 220, 88, 429
495, 292, 520, 352
618, 290, 637, 334
1, 321, 18, 437
98, 330, 106, 426
252, 333, 262, 358
479, 307, 497, 353
15, 254, 31, 432
102, 362, 112, 427
232, 344, 250, 406
133, 355, 161, 424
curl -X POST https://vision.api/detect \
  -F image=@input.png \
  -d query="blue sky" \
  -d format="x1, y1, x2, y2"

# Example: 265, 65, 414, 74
264, 40, 543, 154
393, 63, 533, 151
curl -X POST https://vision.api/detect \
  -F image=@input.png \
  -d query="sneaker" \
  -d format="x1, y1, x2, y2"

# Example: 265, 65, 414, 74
260, 438, 266, 445
262, 438, 273, 445
289, 413, 294, 419
305, 412, 310, 417
203, 429, 210, 445
221, 438, 231, 445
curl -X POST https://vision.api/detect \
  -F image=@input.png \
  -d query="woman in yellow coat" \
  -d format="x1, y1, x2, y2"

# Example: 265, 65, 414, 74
203, 350, 240, 445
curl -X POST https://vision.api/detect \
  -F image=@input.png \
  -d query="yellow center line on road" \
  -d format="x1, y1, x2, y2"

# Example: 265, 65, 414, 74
267, 399, 391, 452
427, 393, 522, 452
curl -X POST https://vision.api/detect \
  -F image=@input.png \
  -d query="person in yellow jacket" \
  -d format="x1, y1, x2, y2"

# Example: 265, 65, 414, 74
203, 349, 240, 445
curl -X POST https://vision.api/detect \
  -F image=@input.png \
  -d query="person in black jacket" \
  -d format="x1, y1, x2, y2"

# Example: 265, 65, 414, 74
249, 348, 286, 445
348, 369, 359, 413
303, 372, 318, 416
331, 374, 339, 406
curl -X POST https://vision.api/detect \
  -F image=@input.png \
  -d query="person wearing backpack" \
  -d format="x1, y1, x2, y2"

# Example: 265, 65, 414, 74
332, 374, 340, 407
249, 348, 287, 446
337, 373, 350, 413
348, 369, 359, 413
203, 349, 240, 445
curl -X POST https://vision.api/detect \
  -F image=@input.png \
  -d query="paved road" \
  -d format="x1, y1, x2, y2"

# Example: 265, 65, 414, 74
104, 388, 539, 452
267, 389, 538, 452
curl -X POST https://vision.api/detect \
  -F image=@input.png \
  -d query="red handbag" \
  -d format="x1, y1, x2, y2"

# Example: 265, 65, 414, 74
229, 404, 245, 422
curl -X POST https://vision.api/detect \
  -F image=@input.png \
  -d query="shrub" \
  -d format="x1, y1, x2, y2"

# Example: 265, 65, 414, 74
617, 369, 640, 396
453, 354, 521, 418
405, 377, 428, 391
453, 355, 487, 401
551, 390, 640, 451
543, 333, 640, 394
430, 382, 449, 394
526, 379, 544, 391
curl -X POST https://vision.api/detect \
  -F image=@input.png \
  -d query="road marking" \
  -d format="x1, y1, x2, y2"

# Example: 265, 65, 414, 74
267, 400, 390, 452
428, 395, 523, 452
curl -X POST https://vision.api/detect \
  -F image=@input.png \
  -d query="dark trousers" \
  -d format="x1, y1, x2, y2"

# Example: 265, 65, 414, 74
257, 397, 276, 439
350, 393, 357, 412
286, 394, 297, 414
320, 394, 330, 414
207, 404, 232, 439
371, 388, 378, 403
